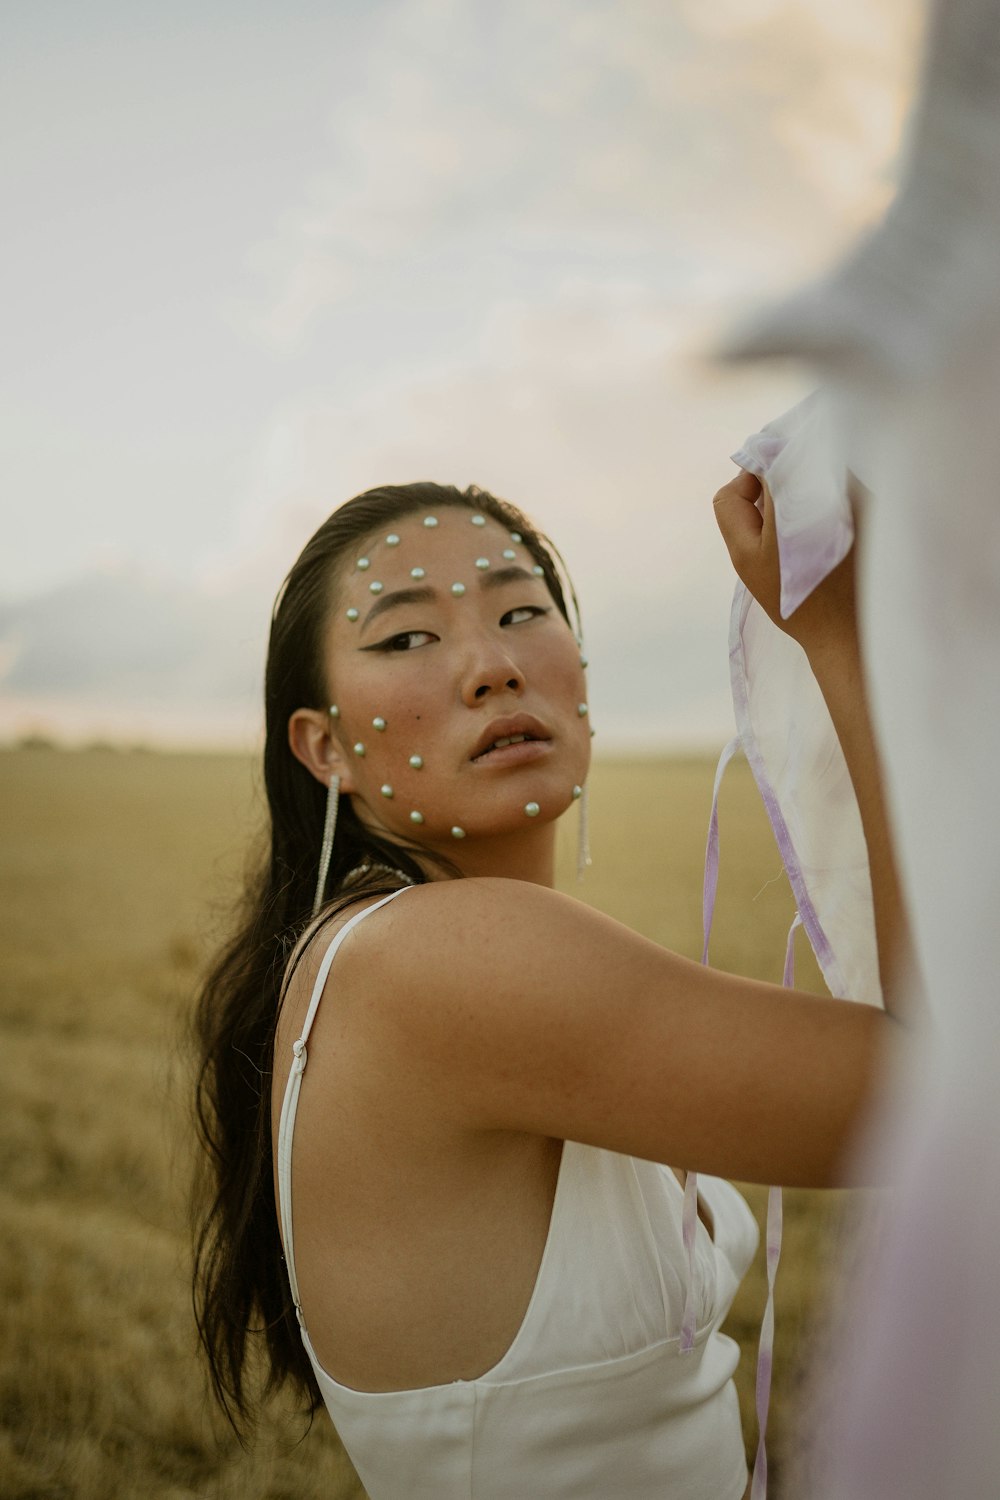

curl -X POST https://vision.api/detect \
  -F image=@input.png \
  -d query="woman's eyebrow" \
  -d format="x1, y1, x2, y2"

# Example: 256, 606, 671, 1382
362, 585, 436, 630
481, 565, 537, 590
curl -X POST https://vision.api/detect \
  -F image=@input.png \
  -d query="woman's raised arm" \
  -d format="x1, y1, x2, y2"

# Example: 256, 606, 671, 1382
335, 876, 900, 1188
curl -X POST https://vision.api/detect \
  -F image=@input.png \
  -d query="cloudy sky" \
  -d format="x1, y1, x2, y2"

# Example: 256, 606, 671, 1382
1, 0, 925, 749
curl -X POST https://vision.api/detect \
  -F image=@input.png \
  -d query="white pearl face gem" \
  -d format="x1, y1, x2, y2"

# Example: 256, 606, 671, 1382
451, 582, 466, 596
532, 564, 544, 577
386, 533, 400, 546
346, 607, 359, 621
381, 784, 394, 798
357, 557, 371, 570
471, 514, 486, 526
408, 754, 423, 769
577, 703, 588, 716
329, 704, 340, 717
423, 515, 438, 528
409, 810, 424, 824
580, 655, 589, 668
451, 826, 466, 839
572, 785, 582, 799
410, 567, 426, 579
510, 531, 522, 543
372, 716, 386, 731
353, 742, 366, 756
475, 557, 490, 570
369, 580, 384, 594
524, 802, 540, 817
502, 548, 516, 561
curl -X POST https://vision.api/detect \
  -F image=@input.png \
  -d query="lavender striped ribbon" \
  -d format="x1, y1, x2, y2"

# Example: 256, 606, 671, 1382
698, 736, 800, 1497
683, 735, 740, 1352
750, 913, 799, 1500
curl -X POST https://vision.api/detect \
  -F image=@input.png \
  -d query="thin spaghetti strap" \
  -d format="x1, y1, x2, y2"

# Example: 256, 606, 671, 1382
276, 886, 411, 1319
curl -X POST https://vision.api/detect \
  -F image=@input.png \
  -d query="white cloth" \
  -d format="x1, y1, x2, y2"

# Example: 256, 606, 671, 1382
276, 893, 759, 1500
728, 393, 881, 1009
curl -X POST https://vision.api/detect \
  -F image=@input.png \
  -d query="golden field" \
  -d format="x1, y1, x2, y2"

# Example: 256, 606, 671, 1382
0, 746, 859, 1498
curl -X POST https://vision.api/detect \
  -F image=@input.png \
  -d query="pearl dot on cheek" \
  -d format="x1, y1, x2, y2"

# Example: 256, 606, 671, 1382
357, 557, 370, 570
372, 716, 386, 731
381, 784, 394, 798
524, 802, 540, 817
451, 583, 466, 597
532, 565, 544, 577
502, 548, 516, 561
386, 534, 400, 546
354, 742, 366, 757
577, 703, 589, 717
328, 704, 340, 718
410, 567, 425, 580
409, 810, 424, 824
346, 608, 359, 622
409, 754, 424, 769
510, 532, 522, 543
369, 581, 384, 594
451, 826, 466, 839
423, 516, 439, 528
572, 785, 582, 799
475, 558, 490, 570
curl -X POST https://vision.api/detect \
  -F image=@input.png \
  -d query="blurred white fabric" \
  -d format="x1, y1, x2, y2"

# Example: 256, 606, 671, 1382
723, 0, 1000, 1492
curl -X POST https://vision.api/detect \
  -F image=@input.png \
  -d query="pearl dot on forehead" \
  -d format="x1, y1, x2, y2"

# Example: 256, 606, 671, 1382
409, 754, 423, 769
386, 534, 400, 546
409, 810, 424, 824
532, 565, 544, 577
524, 802, 540, 818
502, 548, 516, 561
381, 784, 394, 798
423, 516, 439, 528
369, 580, 384, 594
451, 582, 466, 596
357, 557, 371, 570
510, 532, 522, 543
346, 607, 359, 622
475, 557, 490, 571
372, 716, 386, 731
353, 742, 366, 756
328, 704, 340, 717
471, 514, 486, 526
451, 826, 466, 839
410, 567, 426, 580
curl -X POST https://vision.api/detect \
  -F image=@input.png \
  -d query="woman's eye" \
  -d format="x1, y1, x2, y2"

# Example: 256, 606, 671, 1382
376, 630, 436, 652
501, 605, 549, 627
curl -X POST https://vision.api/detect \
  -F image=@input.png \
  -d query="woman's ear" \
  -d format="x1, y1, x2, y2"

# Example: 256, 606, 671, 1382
288, 709, 356, 792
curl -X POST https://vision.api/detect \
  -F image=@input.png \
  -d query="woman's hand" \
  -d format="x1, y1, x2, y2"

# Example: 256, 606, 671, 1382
713, 467, 858, 667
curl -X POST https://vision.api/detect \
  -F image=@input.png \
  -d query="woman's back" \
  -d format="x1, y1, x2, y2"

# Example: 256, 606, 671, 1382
273, 890, 758, 1499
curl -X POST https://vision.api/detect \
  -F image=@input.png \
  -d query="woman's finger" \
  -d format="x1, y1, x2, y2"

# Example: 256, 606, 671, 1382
713, 468, 764, 566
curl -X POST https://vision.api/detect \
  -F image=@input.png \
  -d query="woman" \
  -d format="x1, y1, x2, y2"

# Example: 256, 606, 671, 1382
194, 476, 910, 1499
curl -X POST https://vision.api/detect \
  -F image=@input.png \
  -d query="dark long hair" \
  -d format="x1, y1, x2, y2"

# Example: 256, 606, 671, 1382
192, 482, 575, 1436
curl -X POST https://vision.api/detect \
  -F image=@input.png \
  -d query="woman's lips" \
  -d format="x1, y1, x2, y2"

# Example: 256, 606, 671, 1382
471, 736, 553, 768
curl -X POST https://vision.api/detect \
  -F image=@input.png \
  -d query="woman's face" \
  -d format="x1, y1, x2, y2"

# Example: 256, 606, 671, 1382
318, 506, 591, 851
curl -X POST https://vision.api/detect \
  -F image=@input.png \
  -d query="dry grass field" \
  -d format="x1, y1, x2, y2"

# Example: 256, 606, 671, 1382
1, 746, 862, 1498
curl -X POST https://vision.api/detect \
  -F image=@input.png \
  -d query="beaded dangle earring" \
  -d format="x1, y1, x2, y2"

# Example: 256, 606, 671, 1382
575, 784, 592, 882
312, 770, 341, 918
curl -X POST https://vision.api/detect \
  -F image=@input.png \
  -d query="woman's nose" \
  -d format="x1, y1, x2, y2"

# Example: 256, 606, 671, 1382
461, 641, 525, 706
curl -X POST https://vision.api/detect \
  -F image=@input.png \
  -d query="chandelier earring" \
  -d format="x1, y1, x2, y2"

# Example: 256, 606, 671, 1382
312, 771, 341, 918
575, 783, 592, 882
